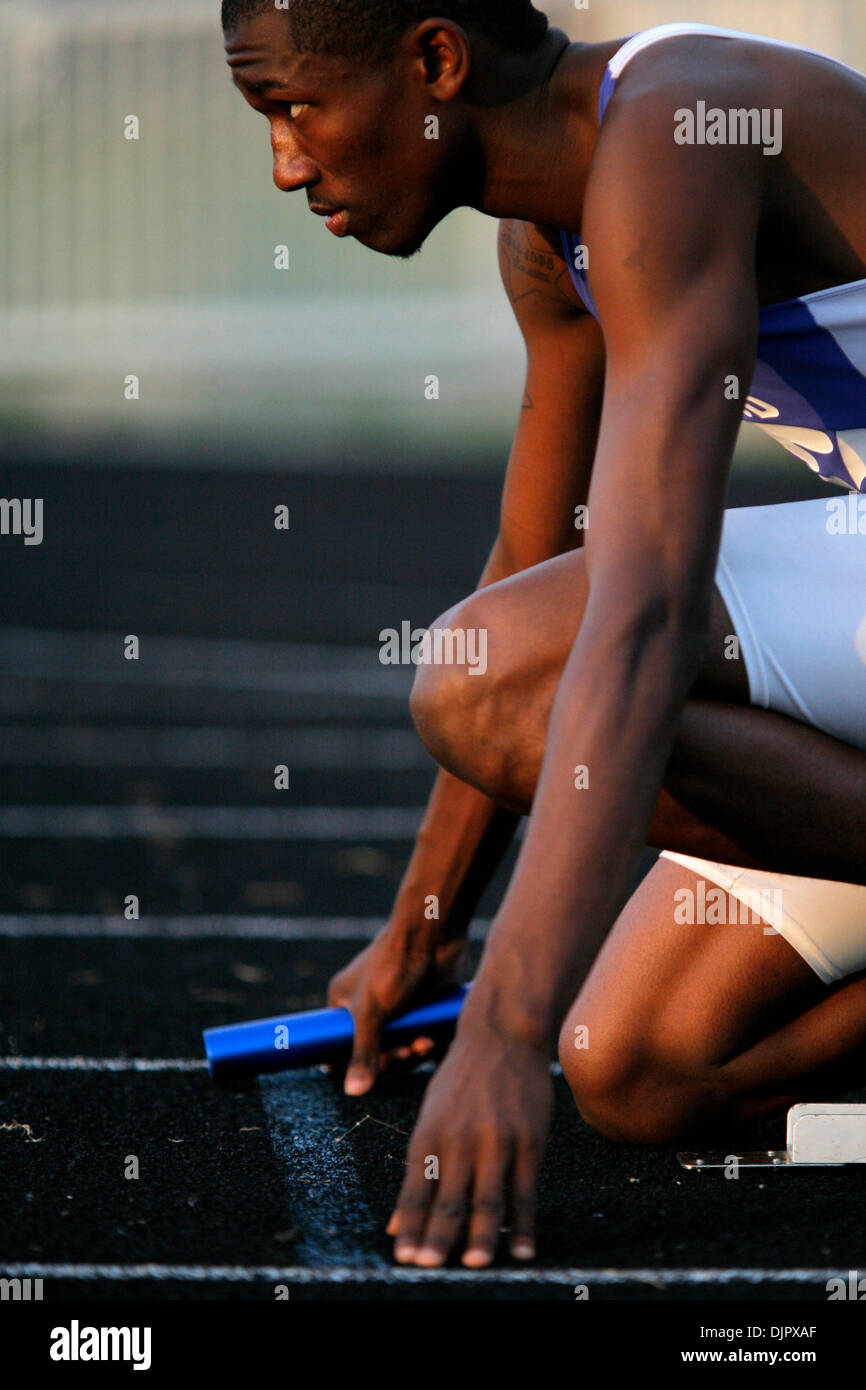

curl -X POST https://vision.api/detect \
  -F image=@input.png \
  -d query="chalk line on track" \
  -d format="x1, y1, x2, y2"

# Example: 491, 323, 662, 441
259, 1071, 390, 1269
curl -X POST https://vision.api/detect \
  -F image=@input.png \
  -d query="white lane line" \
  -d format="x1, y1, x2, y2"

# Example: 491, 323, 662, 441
0, 915, 491, 940
0, 1057, 561, 1078
0, 1262, 846, 1287
0, 806, 423, 838
0, 631, 413, 698
0, 1058, 207, 1072
0, 725, 430, 769
0, 691, 403, 721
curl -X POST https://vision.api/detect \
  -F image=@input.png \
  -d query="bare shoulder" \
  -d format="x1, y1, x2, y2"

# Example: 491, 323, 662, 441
589, 31, 780, 183
601, 30, 776, 115
497, 218, 588, 327
583, 44, 766, 283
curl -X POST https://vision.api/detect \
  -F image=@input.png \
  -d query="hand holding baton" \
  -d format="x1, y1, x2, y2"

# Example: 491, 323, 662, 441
203, 985, 470, 1081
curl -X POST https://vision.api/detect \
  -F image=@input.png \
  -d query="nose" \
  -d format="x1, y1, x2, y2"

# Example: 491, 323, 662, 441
272, 153, 318, 194
270, 121, 318, 194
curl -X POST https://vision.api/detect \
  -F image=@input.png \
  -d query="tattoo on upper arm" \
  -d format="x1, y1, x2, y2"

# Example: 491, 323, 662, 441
498, 220, 583, 316
624, 236, 649, 271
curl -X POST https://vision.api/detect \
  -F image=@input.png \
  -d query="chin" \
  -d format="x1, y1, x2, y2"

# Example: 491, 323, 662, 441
358, 213, 430, 260
386, 227, 430, 260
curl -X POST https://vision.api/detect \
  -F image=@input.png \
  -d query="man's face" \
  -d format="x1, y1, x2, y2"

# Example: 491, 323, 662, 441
224, 12, 456, 258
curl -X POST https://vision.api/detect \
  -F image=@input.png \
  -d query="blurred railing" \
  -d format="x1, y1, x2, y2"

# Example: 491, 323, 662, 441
1, 0, 863, 459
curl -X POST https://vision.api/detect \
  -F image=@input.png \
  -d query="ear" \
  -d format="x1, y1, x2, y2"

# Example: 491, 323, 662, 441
405, 19, 472, 100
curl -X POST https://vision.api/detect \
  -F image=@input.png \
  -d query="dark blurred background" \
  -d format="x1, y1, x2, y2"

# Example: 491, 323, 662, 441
1, 0, 858, 926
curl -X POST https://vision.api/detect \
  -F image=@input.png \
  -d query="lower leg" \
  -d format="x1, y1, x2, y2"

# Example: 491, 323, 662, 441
582, 976, 866, 1144
560, 859, 866, 1145
579, 971, 866, 1145
714, 972, 866, 1133
488, 696, 866, 883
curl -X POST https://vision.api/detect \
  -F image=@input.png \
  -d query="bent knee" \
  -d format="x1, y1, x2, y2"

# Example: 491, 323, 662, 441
409, 600, 499, 770
557, 1022, 647, 1142
557, 1020, 721, 1146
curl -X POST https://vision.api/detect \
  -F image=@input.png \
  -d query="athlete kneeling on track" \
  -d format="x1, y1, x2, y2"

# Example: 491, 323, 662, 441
224, 2, 866, 1268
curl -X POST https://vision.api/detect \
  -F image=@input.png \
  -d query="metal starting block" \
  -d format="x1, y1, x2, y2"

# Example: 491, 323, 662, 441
678, 1103, 866, 1169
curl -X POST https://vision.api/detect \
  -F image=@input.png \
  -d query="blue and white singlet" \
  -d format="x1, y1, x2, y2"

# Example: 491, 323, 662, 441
559, 23, 866, 494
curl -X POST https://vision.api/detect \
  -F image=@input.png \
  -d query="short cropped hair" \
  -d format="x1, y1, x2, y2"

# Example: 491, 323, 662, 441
221, 1, 550, 67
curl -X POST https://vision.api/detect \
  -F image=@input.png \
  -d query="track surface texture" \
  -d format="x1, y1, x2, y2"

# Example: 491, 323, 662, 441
3, 449, 865, 1301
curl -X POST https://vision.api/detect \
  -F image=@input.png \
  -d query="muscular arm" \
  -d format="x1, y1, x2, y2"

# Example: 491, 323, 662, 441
466, 78, 765, 1042
496, 219, 604, 563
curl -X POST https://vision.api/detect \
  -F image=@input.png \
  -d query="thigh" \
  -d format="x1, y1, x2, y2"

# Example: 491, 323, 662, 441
470, 545, 748, 707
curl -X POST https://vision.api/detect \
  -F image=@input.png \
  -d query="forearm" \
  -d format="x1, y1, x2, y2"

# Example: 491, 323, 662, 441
389, 531, 544, 951
464, 295, 752, 1037
468, 612, 704, 1043
390, 771, 520, 949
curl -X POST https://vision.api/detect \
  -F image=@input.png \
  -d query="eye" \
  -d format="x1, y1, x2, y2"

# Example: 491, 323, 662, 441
288, 103, 308, 120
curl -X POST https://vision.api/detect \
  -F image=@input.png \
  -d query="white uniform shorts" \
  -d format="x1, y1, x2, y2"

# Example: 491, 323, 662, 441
660, 496, 866, 985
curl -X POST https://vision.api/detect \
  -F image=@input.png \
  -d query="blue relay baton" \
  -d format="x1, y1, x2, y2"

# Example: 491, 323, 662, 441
203, 984, 470, 1081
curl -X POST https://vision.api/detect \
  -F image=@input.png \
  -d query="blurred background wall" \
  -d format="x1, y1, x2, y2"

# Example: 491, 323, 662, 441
1, 0, 865, 469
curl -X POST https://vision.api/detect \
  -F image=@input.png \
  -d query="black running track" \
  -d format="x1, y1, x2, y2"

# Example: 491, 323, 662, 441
2, 441, 866, 1305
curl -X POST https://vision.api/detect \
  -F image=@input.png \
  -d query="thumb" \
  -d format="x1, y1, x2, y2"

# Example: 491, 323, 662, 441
344, 1007, 381, 1095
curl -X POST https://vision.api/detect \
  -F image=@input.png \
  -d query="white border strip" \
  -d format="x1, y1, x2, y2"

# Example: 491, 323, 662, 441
0, 1262, 845, 1288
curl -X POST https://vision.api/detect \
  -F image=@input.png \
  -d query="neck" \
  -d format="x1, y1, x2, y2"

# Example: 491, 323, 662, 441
457, 31, 599, 226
